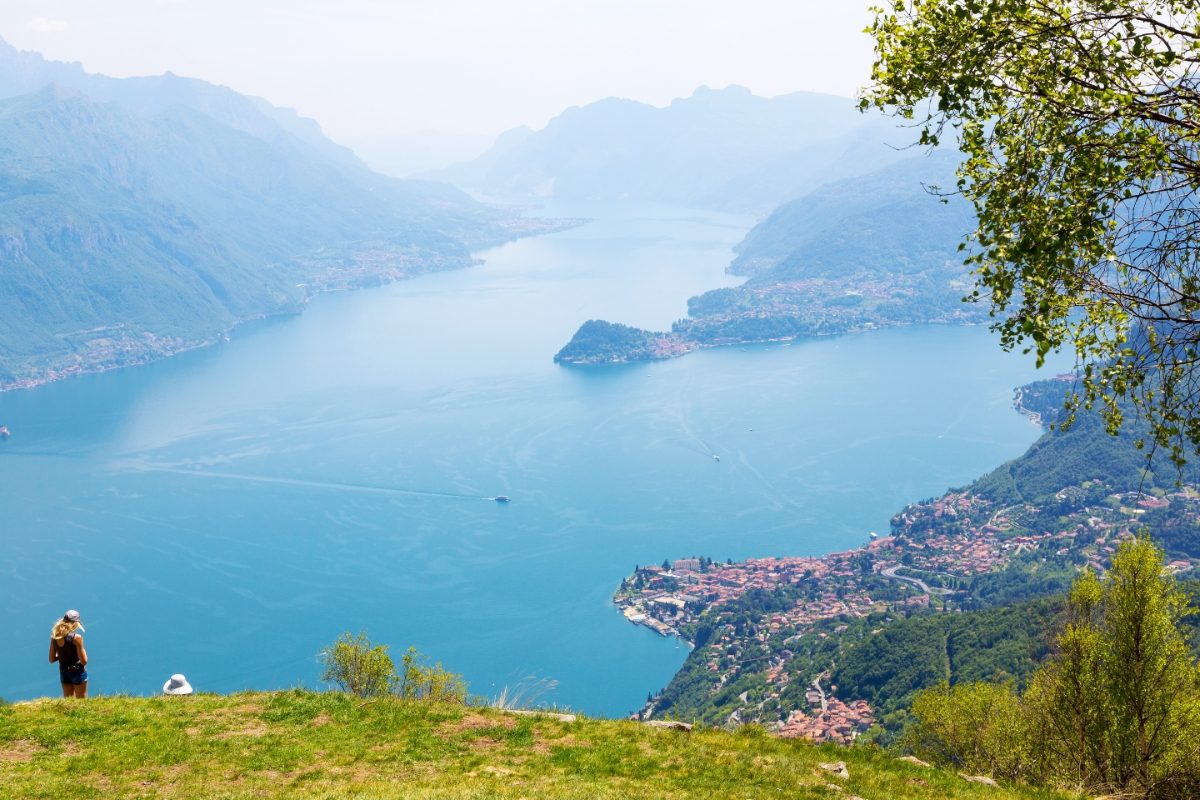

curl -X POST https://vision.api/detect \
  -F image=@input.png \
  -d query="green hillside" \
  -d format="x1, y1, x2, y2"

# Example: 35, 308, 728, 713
0, 84, 510, 386
728, 149, 970, 280
0, 690, 1071, 799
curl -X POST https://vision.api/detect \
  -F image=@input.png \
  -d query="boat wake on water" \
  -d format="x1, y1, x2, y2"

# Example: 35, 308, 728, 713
117, 462, 499, 502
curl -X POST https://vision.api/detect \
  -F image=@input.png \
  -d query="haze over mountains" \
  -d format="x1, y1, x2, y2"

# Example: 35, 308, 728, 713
0, 37, 519, 387
728, 149, 971, 281
0, 36, 966, 388
429, 85, 916, 213
345, 130, 494, 178
553, 145, 976, 363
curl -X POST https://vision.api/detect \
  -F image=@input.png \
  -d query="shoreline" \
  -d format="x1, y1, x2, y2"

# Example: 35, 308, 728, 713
613, 382, 1198, 736
1, 217, 586, 397
557, 318, 981, 367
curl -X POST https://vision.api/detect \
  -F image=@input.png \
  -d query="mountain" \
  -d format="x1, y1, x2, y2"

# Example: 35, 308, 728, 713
0, 37, 360, 171
555, 150, 980, 364
728, 149, 971, 279
430, 86, 914, 211
0, 40, 526, 388
422, 125, 534, 188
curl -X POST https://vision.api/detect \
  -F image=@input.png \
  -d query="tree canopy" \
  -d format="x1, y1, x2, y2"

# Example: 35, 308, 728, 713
863, 0, 1200, 464
906, 537, 1200, 796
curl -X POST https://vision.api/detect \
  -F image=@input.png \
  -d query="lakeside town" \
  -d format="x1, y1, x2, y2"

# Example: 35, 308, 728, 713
614, 480, 1200, 742
556, 266, 988, 365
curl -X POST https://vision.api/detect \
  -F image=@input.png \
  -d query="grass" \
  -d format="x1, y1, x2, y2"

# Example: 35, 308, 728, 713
0, 690, 1078, 799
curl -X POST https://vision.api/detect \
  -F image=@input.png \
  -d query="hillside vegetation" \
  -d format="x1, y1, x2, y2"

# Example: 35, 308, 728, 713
0, 690, 1072, 799
0, 39, 521, 389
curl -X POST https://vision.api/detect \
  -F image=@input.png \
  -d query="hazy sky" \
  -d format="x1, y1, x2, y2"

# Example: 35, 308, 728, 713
2, 1, 877, 141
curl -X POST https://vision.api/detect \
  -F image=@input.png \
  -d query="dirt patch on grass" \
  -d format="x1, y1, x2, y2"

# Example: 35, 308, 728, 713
213, 720, 269, 739
439, 713, 516, 736
57, 741, 82, 758
474, 764, 518, 777
311, 711, 333, 727
193, 699, 265, 721
0, 739, 44, 762
466, 736, 507, 752
531, 733, 589, 756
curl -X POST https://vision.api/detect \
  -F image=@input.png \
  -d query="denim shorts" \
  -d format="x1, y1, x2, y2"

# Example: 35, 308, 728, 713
59, 667, 88, 685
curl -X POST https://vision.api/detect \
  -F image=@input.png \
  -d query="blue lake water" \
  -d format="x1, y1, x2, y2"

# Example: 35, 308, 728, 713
0, 204, 1057, 712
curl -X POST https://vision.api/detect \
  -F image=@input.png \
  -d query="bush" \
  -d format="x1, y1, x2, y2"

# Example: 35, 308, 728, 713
905, 681, 1031, 781
902, 537, 1200, 797
320, 632, 468, 704
397, 647, 467, 704
319, 631, 397, 698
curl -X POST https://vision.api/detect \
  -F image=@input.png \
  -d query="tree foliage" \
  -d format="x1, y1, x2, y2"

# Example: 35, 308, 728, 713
319, 632, 467, 704
319, 631, 397, 699
397, 647, 468, 704
906, 681, 1032, 781
863, 0, 1200, 465
906, 537, 1200, 797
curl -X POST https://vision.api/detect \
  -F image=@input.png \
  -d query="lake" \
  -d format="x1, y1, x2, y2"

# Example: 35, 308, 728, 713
0, 203, 1055, 713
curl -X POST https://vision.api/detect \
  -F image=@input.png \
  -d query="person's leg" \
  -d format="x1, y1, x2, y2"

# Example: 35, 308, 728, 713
74, 681, 88, 698
60, 683, 72, 698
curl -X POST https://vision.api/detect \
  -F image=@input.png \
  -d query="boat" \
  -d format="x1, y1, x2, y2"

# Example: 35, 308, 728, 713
0, 426, 10, 439
712, 455, 720, 462
494, 496, 510, 503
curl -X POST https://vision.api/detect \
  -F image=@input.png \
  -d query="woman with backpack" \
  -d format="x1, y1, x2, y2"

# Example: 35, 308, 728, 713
49, 609, 88, 697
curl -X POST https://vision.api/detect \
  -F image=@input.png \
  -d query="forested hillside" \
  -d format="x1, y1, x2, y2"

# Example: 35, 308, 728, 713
0, 40, 530, 388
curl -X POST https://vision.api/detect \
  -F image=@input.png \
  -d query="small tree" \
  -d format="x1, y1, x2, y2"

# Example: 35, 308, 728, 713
320, 631, 397, 698
906, 680, 1032, 781
397, 647, 467, 704
1101, 537, 1200, 795
1023, 569, 1110, 787
907, 536, 1200, 796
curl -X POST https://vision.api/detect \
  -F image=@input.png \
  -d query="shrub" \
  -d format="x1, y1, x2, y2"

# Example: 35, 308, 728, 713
905, 680, 1031, 782
319, 632, 468, 704
319, 631, 396, 698
903, 536, 1200, 796
397, 647, 467, 704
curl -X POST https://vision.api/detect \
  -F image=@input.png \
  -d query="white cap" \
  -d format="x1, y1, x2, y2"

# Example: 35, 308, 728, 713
163, 674, 194, 695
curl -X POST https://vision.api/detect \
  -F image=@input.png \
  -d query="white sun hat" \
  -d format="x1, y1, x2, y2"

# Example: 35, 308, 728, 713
163, 674, 194, 695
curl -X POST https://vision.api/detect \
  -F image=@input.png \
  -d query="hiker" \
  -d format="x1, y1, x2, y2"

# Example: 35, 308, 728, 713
163, 674, 193, 695
48, 609, 88, 698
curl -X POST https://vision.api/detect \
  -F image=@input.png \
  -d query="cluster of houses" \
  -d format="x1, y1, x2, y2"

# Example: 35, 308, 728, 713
616, 552, 880, 640
616, 482, 1200, 742
778, 696, 875, 744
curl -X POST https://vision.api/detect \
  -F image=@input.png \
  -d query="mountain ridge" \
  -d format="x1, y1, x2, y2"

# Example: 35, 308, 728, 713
429, 85, 916, 211
0, 48, 550, 389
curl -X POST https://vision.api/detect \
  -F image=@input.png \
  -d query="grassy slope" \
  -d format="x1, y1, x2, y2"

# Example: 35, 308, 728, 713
0, 691, 1072, 800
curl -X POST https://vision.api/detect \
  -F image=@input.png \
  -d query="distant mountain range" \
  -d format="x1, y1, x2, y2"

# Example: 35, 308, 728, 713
428, 85, 915, 213
0, 38, 537, 389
